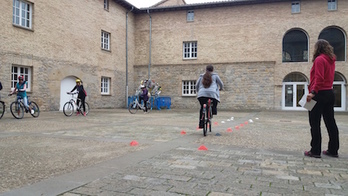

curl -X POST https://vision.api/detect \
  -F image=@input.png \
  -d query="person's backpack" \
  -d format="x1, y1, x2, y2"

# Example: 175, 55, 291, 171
0, 81, 2, 91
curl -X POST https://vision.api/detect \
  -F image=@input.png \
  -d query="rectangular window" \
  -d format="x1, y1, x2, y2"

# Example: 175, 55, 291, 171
291, 1, 300, 13
328, 0, 337, 11
101, 30, 110, 51
183, 41, 197, 59
182, 80, 196, 96
12, 0, 32, 29
101, 77, 110, 94
104, 0, 109, 10
11, 65, 32, 91
187, 10, 194, 22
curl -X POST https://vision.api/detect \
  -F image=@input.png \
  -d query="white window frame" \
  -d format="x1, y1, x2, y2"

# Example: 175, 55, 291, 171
328, 0, 337, 11
11, 65, 32, 92
183, 41, 197, 59
101, 30, 110, 51
104, 0, 109, 10
187, 10, 194, 22
12, 0, 32, 29
101, 77, 110, 95
291, 1, 300, 13
182, 80, 196, 96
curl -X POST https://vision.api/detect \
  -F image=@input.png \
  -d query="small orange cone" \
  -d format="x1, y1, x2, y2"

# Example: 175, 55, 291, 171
240, 124, 244, 127
235, 125, 239, 130
196, 126, 200, 131
130, 140, 138, 146
214, 122, 218, 125
244, 121, 248, 125
198, 145, 208, 151
226, 128, 233, 132
181, 130, 186, 135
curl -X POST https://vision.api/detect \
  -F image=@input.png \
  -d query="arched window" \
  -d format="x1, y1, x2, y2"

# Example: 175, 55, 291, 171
319, 27, 346, 61
283, 30, 308, 62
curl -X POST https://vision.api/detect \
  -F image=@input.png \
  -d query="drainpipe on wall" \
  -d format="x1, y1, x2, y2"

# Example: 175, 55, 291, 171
126, 6, 134, 108
147, 9, 152, 80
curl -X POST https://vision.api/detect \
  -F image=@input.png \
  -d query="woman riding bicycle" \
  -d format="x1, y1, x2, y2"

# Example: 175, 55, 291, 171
196, 65, 224, 129
9, 75, 34, 114
69, 79, 87, 116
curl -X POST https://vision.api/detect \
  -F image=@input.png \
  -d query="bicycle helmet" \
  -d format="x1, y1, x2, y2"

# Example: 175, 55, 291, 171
140, 85, 145, 88
18, 75, 24, 80
76, 79, 81, 83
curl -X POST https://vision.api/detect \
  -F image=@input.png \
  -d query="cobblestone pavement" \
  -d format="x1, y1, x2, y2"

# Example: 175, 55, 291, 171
0, 109, 347, 196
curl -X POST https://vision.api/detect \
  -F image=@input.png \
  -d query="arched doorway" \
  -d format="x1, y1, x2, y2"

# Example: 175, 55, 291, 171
60, 76, 77, 111
282, 72, 308, 110
333, 72, 346, 111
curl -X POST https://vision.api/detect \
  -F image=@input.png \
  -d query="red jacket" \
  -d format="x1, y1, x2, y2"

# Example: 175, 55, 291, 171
308, 54, 335, 94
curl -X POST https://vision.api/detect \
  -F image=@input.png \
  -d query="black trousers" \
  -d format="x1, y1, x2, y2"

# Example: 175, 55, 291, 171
308, 90, 339, 155
76, 96, 86, 112
198, 97, 218, 125
139, 96, 147, 112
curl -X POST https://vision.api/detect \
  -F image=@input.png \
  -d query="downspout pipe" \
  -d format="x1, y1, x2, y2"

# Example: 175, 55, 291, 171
126, 6, 134, 108
147, 9, 152, 80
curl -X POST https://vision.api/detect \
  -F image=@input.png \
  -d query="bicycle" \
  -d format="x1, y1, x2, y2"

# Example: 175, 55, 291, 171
0, 93, 5, 119
128, 95, 151, 114
63, 92, 90, 117
202, 99, 213, 136
8, 94, 40, 119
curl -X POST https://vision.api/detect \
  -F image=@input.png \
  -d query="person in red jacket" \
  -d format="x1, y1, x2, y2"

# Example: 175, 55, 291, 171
304, 39, 339, 158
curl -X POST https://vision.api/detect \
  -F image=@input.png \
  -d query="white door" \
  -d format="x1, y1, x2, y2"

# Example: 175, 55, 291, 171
282, 82, 308, 110
60, 77, 76, 111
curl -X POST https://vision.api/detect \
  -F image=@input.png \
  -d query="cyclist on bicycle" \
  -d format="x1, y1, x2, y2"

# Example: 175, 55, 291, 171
196, 65, 224, 128
9, 75, 34, 114
69, 79, 87, 116
139, 85, 149, 113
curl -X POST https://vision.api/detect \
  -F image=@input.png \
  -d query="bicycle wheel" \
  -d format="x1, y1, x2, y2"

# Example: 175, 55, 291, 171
128, 101, 138, 114
84, 102, 90, 115
10, 101, 24, 119
209, 106, 212, 132
29, 101, 40, 118
0, 101, 5, 119
202, 111, 207, 137
63, 102, 74, 117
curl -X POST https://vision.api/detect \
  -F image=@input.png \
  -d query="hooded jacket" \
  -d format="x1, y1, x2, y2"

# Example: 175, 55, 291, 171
196, 72, 224, 102
308, 54, 336, 94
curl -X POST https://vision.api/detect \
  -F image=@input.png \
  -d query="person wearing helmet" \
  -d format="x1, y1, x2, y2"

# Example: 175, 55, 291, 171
69, 78, 87, 116
10, 75, 34, 114
139, 84, 149, 113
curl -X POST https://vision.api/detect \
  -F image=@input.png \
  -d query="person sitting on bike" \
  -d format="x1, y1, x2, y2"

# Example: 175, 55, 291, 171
10, 75, 34, 114
139, 85, 149, 113
196, 65, 224, 128
70, 79, 87, 116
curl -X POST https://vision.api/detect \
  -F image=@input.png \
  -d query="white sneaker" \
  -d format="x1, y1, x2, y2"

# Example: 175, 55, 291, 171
31, 109, 34, 114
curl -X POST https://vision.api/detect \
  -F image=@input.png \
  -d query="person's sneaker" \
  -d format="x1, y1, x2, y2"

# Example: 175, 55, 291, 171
322, 150, 338, 158
31, 109, 34, 114
304, 151, 321, 158
76, 112, 80, 116
83, 112, 86, 116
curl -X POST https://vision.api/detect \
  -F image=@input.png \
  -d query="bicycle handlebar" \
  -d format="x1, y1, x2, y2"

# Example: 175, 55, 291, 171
67, 92, 78, 95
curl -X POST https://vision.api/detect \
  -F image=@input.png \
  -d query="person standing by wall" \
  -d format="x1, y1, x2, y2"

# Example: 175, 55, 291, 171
304, 39, 339, 158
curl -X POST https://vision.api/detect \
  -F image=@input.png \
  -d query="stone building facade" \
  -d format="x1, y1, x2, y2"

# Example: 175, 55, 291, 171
0, 0, 347, 112
134, 0, 348, 111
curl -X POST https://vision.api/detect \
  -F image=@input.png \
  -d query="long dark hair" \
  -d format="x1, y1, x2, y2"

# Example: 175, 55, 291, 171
312, 39, 336, 62
202, 65, 213, 88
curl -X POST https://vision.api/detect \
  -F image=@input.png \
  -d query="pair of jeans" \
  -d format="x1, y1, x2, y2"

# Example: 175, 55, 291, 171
308, 90, 339, 155
198, 97, 218, 126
